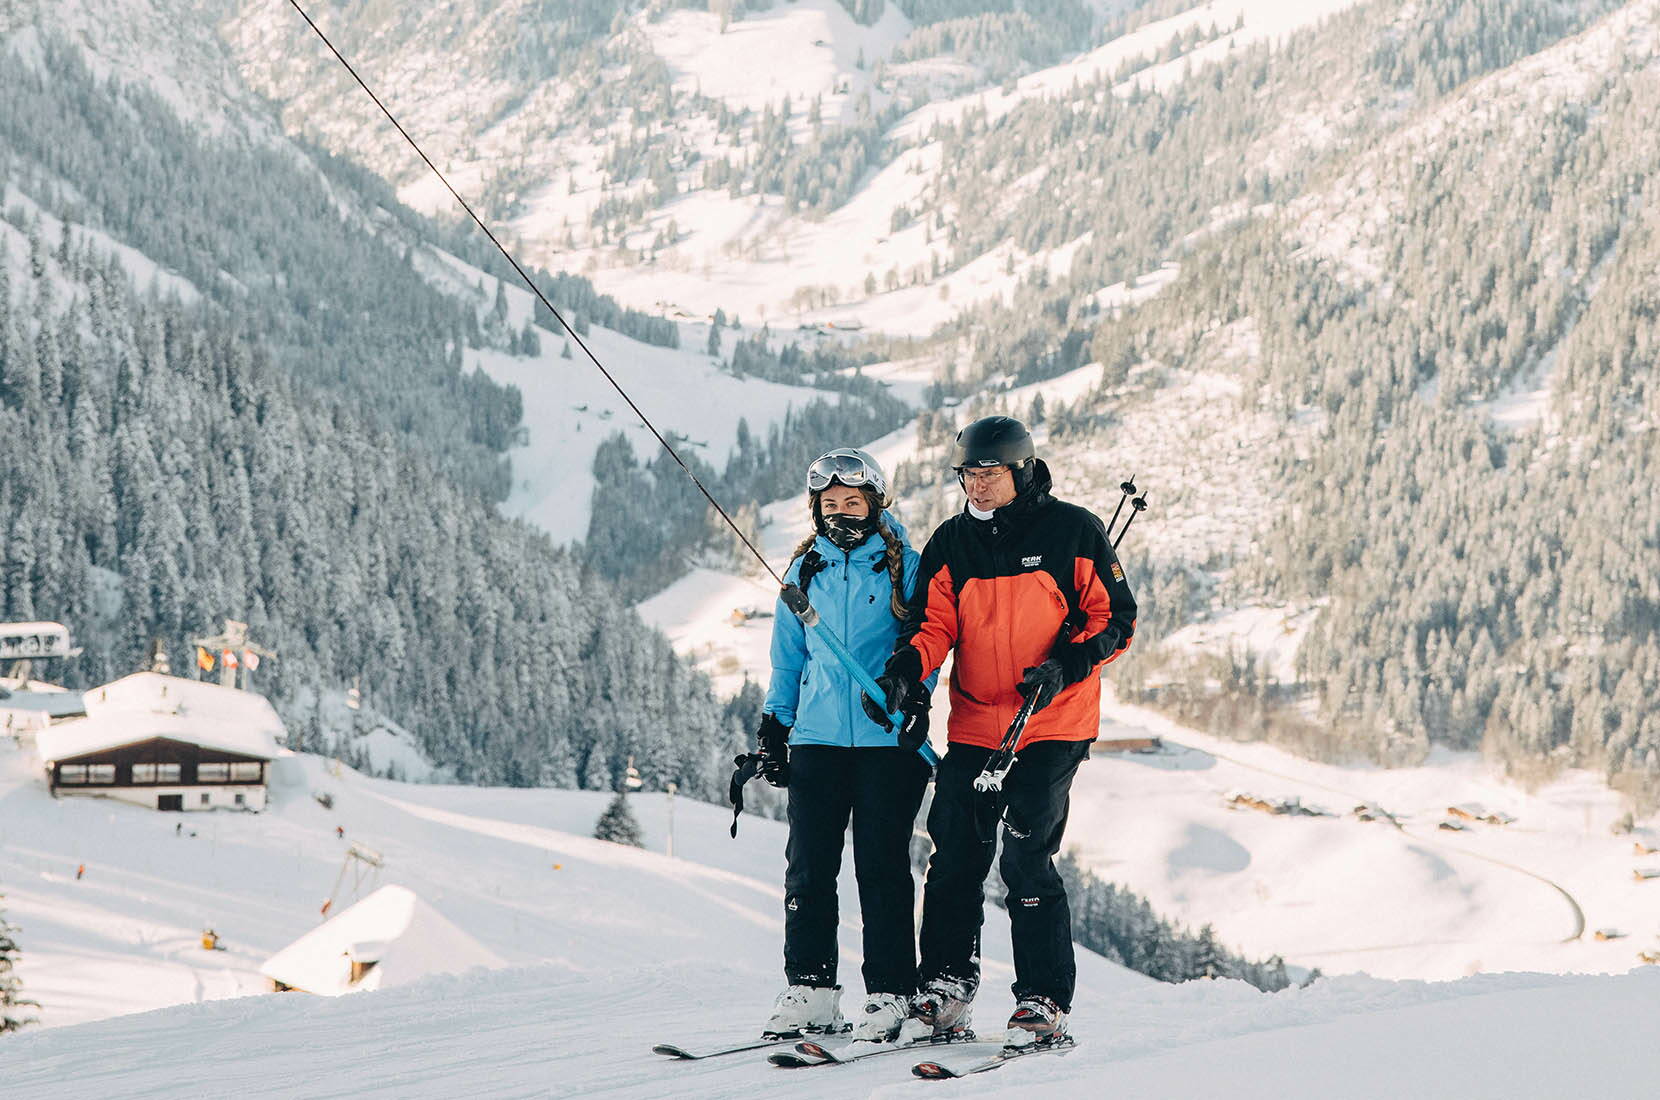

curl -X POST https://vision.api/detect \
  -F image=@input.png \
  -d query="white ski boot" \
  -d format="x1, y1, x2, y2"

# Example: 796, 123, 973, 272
1004, 994, 1067, 1048
908, 976, 974, 1038
850, 992, 910, 1042
763, 984, 845, 1038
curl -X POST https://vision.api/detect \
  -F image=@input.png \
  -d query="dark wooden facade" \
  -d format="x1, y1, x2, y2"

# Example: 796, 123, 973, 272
48, 736, 269, 793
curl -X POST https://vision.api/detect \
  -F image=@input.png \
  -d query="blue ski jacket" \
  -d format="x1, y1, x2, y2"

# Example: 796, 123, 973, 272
764, 513, 935, 748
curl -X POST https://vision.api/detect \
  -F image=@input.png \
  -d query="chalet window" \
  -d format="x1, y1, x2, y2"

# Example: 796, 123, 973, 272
230, 762, 262, 782
157, 763, 181, 783
88, 764, 115, 784
198, 762, 230, 782
200, 792, 211, 806
234, 793, 246, 806
134, 763, 157, 783
59, 764, 88, 784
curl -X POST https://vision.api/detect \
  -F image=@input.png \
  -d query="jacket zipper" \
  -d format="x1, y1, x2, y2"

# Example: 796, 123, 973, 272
842, 545, 855, 747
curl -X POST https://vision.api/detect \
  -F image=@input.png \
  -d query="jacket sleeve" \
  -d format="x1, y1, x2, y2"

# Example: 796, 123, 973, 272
1062, 512, 1137, 674
898, 530, 959, 683
901, 544, 941, 694
764, 558, 808, 725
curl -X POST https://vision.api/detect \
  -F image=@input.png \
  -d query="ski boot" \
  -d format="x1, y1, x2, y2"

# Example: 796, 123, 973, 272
849, 992, 910, 1043
1004, 994, 1067, 1048
763, 984, 845, 1038
905, 976, 975, 1041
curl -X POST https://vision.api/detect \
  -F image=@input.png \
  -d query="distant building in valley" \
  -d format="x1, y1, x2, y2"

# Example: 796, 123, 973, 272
34, 671, 287, 812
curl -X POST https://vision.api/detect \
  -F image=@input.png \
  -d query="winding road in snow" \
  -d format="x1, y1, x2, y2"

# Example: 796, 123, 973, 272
1164, 736, 1587, 945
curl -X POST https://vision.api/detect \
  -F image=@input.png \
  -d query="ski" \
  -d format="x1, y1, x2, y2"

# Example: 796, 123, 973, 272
912, 1034, 1077, 1078
652, 1036, 801, 1061
769, 1031, 983, 1068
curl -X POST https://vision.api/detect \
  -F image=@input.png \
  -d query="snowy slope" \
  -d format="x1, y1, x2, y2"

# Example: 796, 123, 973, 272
7, 732, 1659, 1097
413, 244, 844, 543
7, 927, 1659, 1098
0, 738, 1141, 1033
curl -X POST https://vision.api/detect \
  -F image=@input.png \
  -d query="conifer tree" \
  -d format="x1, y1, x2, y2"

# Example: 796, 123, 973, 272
1, 893, 40, 1035
594, 792, 645, 848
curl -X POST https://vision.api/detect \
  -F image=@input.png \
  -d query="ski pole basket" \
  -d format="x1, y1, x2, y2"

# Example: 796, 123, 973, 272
973, 694, 1037, 793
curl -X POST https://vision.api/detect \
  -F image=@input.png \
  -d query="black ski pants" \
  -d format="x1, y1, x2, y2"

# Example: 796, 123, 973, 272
784, 745, 931, 995
918, 739, 1091, 1012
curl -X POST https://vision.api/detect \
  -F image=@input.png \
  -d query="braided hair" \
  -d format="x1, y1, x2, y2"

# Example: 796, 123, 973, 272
791, 485, 908, 620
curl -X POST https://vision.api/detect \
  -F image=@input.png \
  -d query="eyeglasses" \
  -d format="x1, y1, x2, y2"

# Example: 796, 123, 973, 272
807, 450, 887, 496
958, 466, 1011, 485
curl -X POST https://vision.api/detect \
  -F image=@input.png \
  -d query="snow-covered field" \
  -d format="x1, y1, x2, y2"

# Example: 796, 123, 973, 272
6, 733, 1660, 1097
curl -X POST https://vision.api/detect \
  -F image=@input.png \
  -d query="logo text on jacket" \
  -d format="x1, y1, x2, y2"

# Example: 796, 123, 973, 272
1021, 555, 1042, 568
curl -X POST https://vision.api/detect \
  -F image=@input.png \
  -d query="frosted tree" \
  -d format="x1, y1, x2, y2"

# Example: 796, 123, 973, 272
1, 894, 39, 1035
594, 793, 644, 848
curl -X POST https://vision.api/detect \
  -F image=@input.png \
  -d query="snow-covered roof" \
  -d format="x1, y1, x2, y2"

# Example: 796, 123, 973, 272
259, 884, 505, 996
34, 672, 286, 762
0, 685, 86, 718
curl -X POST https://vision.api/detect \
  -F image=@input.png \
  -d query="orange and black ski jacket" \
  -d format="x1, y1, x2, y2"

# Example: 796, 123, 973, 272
895, 461, 1136, 749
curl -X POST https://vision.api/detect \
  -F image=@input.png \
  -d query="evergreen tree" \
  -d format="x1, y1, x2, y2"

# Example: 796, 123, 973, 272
594, 792, 644, 848
1, 894, 39, 1035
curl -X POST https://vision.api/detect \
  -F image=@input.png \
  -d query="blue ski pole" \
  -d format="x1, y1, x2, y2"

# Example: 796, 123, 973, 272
779, 585, 940, 768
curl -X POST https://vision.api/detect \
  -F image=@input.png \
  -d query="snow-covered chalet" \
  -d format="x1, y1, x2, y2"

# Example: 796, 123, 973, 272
34, 671, 287, 812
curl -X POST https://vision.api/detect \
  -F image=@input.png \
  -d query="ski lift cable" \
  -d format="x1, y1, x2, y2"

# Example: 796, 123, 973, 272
288, 2, 940, 767
284, 0, 784, 588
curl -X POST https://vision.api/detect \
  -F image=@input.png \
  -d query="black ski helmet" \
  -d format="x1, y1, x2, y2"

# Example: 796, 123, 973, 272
951, 416, 1036, 492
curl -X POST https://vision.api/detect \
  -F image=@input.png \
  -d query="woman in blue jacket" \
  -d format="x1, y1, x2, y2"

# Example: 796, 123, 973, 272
756, 448, 933, 1043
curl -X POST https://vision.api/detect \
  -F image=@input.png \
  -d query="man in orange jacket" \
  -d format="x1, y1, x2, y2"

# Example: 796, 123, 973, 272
865, 415, 1136, 1048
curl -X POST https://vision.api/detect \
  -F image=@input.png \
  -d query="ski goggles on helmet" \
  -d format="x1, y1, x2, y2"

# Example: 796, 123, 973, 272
806, 449, 888, 497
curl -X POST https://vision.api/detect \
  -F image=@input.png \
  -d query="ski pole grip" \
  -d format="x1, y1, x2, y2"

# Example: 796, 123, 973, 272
780, 584, 818, 626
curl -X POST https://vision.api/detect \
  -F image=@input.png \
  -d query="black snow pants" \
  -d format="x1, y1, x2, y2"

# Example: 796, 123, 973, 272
917, 739, 1091, 1011
783, 745, 931, 995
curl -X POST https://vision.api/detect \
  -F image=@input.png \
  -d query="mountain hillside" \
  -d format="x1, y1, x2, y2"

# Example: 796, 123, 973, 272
0, 4, 894, 792
212, 0, 1660, 797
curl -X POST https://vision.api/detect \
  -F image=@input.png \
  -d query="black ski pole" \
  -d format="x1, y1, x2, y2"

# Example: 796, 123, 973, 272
1108, 475, 1136, 534
973, 693, 1038, 794
1113, 491, 1147, 550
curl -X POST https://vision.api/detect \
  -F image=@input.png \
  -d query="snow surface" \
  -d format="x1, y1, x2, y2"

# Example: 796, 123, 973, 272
418, 245, 832, 543
0, 738, 1137, 1033
642, 0, 911, 120
37, 673, 287, 762
7, 731, 1660, 1097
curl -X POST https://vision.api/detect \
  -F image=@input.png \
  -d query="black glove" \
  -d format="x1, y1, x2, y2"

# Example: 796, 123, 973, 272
1016, 659, 1066, 714
1052, 625, 1125, 685
861, 649, 924, 729
755, 713, 791, 788
896, 696, 931, 753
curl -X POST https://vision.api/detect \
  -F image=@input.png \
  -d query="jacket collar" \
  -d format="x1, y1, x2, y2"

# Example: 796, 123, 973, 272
963, 459, 1054, 527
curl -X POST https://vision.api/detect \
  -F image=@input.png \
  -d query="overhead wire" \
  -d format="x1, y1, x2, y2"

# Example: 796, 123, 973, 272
285, 0, 784, 587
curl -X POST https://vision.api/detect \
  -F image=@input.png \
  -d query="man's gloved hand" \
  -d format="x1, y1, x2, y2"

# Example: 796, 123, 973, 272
1016, 659, 1066, 714
1052, 625, 1124, 685
896, 696, 931, 753
755, 713, 791, 788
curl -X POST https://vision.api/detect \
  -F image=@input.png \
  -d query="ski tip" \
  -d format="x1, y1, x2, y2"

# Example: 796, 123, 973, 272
796, 1040, 832, 1060
912, 1061, 956, 1079
651, 1044, 692, 1059
769, 1052, 820, 1068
